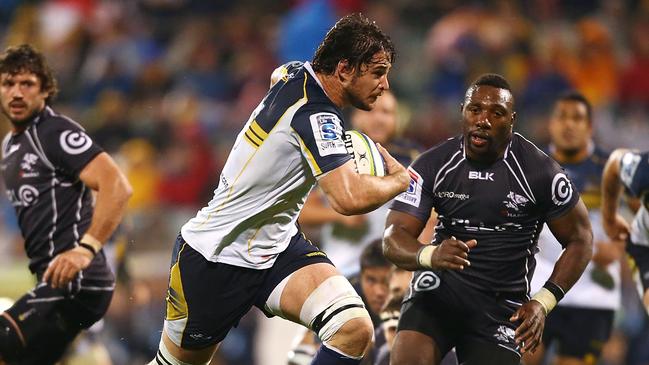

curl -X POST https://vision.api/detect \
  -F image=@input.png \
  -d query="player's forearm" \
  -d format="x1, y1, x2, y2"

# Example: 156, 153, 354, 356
601, 149, 625, 221
547, 234, 593, 294
329, 173, 406, 215
383, 224, 424, 271
84, 173, 132, 245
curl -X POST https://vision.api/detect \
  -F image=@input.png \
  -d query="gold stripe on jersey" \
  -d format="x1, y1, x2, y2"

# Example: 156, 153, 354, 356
244, 120, 269, 149
248, 226, 263, 254
166, 243, 188, 321
251, 120, 269, 140
244, 130, 263, 147
295, 132, 322, 176
193, 72, 310, 229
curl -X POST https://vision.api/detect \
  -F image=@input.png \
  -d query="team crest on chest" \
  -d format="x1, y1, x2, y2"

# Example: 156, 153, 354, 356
502, 191, 529, 217
20, 153, 40, 178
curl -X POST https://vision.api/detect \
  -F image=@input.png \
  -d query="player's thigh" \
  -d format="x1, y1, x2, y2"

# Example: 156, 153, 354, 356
521, 343, 546, 365
2, 283, 108, 364
390, 330, 438, 365
277, 262, 341, 322
164, 234, 265, 351
458, 340, 521, 365
259, 233, 366, 337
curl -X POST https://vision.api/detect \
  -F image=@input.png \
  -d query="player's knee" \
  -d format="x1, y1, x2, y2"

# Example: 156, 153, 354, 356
301, 276, 370, 343
0, 315, 26, 362
330, 316, 374, 350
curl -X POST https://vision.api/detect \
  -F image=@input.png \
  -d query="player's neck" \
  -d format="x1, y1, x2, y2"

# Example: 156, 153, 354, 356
550, 142, 592, 164
10, 107, 44, 134
315, 72, 346, 109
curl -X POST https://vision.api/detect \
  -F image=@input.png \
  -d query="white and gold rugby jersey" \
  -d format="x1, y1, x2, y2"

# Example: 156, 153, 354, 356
181, 62, 351, 269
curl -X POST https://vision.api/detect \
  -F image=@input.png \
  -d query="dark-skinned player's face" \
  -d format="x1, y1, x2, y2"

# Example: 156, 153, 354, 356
346, 51, 391, 111
0, 71, 48, 125
548, 100, 591, 155
461, 85, 515, 163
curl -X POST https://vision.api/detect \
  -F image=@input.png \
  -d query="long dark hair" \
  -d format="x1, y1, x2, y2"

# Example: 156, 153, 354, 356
312, 13, 396, 75
0, 44, 58, 103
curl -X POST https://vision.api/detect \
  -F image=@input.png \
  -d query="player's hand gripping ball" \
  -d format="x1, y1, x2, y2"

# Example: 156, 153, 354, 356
344, 130, 386, 177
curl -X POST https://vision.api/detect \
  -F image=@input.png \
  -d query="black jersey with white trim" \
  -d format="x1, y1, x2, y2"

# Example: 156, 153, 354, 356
390, 133, 580, 296
0, 106, 111, 283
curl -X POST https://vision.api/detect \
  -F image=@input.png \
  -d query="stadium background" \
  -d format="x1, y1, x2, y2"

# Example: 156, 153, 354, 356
0, 0, 647, 364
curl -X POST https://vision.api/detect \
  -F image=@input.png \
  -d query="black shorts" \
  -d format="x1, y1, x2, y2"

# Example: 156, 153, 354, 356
627, 240, 649, 291
543, 305, 614, 359
164, 231, 332, 350
398, 270, 524, 364
3, 281, 113, 365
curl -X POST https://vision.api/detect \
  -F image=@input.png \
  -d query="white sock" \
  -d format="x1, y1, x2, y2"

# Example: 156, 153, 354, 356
148, 339, 209, 365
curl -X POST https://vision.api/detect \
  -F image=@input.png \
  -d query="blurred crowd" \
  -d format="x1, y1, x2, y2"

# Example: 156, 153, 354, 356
0, 0, 647, 364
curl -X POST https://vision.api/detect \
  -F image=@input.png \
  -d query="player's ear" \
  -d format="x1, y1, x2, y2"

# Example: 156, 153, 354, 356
336, 60, 354, 84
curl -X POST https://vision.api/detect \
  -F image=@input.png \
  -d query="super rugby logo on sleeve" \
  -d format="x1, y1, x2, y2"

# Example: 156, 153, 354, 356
309, 112, 347, 157
395, 168, 423, 207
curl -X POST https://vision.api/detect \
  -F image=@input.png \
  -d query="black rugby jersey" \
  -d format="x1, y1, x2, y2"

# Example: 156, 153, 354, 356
391, 133, 580, 296
1, 106, 112, 283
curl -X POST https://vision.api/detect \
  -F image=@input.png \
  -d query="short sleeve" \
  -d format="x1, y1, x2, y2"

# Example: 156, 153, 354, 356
291, 106, 351, 178
620, 151, 649, 197
390, 164, 434, 223
38, 117, 103, 177
537, 163, 580, 221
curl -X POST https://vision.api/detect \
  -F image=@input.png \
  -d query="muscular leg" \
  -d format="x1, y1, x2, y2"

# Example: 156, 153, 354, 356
274, 263, 373, 362
390, 330, 439, 365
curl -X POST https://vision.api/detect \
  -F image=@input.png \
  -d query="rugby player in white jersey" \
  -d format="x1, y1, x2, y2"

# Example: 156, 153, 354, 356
148, 14, 410, 365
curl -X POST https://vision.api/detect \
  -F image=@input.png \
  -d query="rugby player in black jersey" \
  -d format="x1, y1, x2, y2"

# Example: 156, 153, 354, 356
0, 44, 132, 364
383, 74, 593, 365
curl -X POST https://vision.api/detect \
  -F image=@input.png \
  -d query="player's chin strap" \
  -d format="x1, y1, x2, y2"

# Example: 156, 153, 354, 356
530, 281, 565, 315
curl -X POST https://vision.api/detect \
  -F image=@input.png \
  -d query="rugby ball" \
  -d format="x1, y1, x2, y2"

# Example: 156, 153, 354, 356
344, 130, 387, 177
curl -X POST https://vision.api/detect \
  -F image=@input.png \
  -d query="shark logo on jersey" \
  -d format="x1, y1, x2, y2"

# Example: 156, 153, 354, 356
395, 168, 422, 207
503, 191, 529, 214
494, 325, 516, 346
551, 173, 573, 206
60, 130, 92, 155
310, 113, 346, 157
20, 153, 39, 177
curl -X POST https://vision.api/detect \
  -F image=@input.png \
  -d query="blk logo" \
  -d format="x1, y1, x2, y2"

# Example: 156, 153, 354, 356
468, 171, 494, 181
